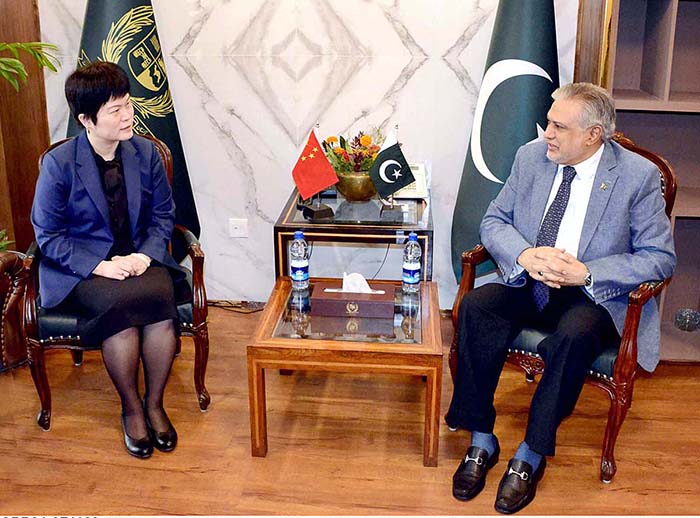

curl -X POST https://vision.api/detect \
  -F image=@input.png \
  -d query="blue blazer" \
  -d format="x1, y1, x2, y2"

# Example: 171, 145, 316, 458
480, 140, 676, 372
31, 131, 181, 308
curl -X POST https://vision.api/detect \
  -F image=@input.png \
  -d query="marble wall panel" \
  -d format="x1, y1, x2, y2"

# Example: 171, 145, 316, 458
38, 0, 578, 307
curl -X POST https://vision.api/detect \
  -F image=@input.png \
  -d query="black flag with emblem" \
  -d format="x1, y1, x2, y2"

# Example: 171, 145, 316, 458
369, 128, 414, 199
450, 0, 559, 279
67, 0, 200, 261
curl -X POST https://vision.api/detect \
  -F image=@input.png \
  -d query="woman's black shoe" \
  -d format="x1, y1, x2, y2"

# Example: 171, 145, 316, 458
143, 400, 178, 452
121, 415, 153, 459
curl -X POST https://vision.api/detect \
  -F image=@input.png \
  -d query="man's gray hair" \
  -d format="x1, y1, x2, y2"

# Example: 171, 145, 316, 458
552, 83, 616, 141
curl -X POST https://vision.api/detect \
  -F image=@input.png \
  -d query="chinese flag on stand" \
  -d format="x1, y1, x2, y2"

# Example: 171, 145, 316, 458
292, 130, 338, 200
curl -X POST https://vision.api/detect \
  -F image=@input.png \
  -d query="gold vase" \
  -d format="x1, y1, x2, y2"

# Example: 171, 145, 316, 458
335, 171, 376, 202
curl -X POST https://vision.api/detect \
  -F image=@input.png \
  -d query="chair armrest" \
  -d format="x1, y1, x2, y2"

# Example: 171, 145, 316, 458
0, 251, 28, 359
451, 244, 492, 329
22, 242, 40, 340
173, 225, 207, 324
613, 278, 671, 382
25, 241, 39, 260
628, 279, 668, 306
174, 225, 203, 254
0, 251, 25, 281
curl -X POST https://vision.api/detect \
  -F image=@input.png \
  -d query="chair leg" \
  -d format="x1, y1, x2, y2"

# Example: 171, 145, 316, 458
193, 326, 211, 411
600, 387, 631, 483
27, 341, 52, 431
70, 350, 83, 366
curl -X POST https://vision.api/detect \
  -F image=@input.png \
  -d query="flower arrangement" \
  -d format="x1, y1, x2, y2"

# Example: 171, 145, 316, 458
321, 128, 385, 173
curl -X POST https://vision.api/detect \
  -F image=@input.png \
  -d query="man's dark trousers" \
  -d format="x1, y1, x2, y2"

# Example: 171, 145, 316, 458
445, 279, 620, 456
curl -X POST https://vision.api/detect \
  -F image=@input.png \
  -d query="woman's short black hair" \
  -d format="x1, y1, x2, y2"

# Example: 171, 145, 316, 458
65, 61, 131, 126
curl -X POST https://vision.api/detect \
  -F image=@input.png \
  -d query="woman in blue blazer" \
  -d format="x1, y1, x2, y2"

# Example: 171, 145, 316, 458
31, 62, 188, 459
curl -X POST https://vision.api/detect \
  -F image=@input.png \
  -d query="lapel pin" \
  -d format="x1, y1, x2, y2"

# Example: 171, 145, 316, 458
599, 182, 609, 191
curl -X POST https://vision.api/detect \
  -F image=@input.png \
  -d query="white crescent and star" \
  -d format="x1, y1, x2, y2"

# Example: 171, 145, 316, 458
470, 59, 553, 184
379, 160, 402, 183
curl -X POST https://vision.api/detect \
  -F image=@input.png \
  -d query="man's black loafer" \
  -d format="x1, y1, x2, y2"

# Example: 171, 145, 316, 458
452, 438, 500, 501
494, 457, 546, 514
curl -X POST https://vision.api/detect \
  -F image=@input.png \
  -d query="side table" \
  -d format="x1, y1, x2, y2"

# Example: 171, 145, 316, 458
247, 277, 443, 466
273, 189, 434, 281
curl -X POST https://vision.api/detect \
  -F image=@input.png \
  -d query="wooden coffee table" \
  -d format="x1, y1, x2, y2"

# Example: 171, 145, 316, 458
247, 277, 443, 466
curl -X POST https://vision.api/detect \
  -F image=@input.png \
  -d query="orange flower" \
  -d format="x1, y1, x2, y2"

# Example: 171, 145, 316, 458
322, 128, 385, 173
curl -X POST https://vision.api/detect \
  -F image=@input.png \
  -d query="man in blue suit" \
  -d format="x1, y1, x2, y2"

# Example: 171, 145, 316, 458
446, 83, 675, 514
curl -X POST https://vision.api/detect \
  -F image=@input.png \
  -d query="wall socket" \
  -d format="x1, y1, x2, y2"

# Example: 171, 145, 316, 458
228, 218, 248, 238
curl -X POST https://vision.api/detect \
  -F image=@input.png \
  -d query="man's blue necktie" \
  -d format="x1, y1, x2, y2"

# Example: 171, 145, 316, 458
532, 166, 577, 311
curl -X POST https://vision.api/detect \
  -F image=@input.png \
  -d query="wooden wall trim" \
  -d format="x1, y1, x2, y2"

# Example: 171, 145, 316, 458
0, 118, 15, 243
574, 0, 617, 88
0, 0, 51, 252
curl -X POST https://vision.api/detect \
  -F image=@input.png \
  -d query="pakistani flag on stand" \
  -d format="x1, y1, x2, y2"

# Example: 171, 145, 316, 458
369, 128, 414, 199
450, 0, 560, 279
68, 0, 200, 261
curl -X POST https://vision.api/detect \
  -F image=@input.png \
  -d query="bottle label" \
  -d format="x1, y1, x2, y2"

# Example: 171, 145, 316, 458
290, 261, 309, 282
402, 263, 420, 285
290, 294, 310, 312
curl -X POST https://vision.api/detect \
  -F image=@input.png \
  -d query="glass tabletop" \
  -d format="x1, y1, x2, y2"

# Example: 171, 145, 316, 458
272, 282, 422, 344
281, 189, 431, 228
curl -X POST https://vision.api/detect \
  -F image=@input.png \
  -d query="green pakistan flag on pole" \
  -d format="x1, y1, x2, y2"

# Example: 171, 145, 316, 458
68, 0, 200, 261
450, 0, 559, 279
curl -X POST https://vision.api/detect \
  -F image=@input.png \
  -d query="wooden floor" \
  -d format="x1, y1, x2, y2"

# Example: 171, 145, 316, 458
2, 307, 700, 515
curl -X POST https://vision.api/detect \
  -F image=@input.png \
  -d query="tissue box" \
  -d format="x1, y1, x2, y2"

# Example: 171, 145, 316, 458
310, 281, 395, 319
311, 315, 395, 337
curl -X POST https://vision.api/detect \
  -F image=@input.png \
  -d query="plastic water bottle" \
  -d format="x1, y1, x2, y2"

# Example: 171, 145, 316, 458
290, 230, 310, 291
402, 232, 421, 294
289, 288, 310, 337
400, 291, 420, 339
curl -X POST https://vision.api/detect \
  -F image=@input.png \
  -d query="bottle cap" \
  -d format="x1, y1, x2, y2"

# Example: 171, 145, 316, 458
408, 232, 418, 241
294, 230, 304, 239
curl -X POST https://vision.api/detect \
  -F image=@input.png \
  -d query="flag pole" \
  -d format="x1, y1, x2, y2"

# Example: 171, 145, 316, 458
379, 123, 404, 223
300, 122, 335, 221
387, 124, 399, 209
313, 122, 322, 210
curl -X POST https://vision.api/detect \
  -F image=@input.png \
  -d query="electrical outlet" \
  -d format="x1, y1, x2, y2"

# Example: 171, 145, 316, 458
228, 218, 248, 238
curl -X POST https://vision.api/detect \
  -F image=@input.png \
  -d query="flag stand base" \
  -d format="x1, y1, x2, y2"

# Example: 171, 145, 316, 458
380, 204, 404, 223
302, 202, 334, 221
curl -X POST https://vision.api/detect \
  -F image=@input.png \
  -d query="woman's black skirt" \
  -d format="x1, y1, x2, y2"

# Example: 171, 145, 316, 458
64, 265, 187, 345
